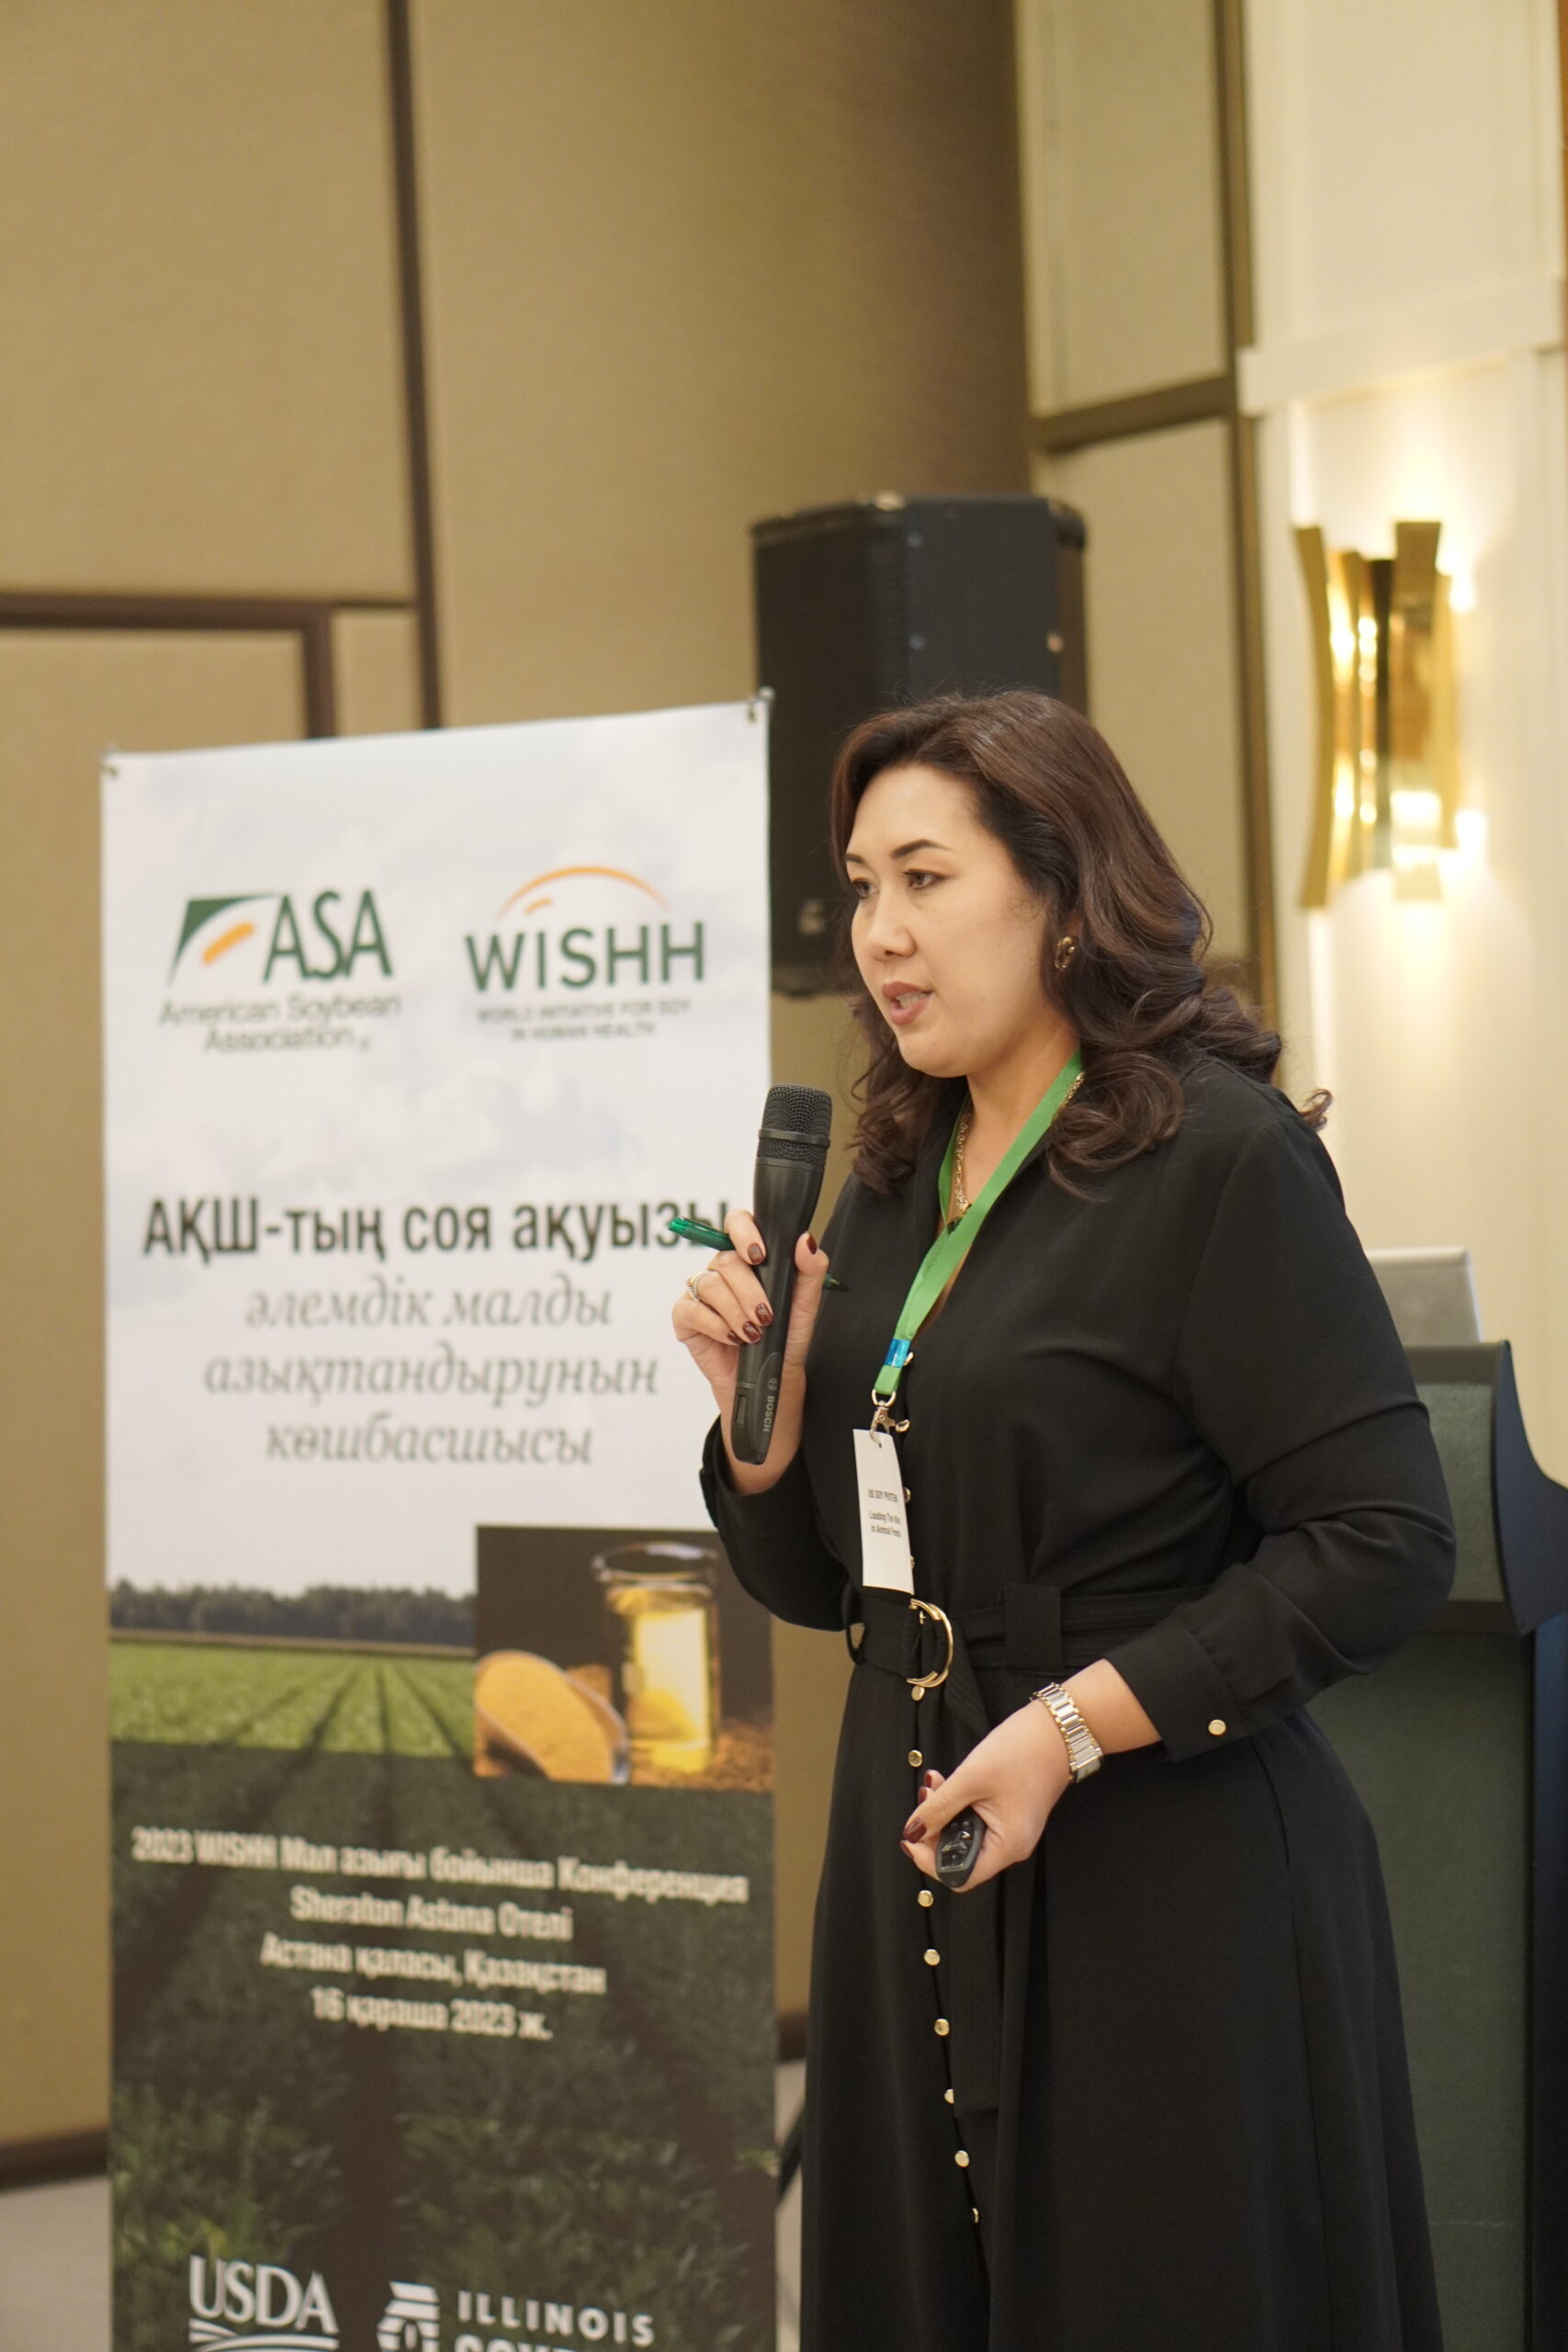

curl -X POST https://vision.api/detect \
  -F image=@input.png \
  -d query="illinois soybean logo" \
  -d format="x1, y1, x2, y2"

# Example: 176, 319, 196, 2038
378, 2280, 441, 2350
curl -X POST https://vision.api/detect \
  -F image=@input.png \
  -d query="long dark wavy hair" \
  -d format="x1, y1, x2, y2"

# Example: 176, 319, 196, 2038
829, 691, 1322, 1193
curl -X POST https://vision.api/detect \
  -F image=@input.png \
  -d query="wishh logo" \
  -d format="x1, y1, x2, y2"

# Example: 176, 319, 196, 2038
377, 2282, 441, 2351
187, 2257, 339, 2351
464, 865, 704, 994
170, 891, 393, 984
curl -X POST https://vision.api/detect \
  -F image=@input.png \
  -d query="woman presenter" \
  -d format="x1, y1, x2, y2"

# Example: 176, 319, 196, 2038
673, 692, 1454, 2352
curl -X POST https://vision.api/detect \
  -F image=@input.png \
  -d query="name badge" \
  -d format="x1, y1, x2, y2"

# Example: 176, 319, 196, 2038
853, 1428, 914, 1593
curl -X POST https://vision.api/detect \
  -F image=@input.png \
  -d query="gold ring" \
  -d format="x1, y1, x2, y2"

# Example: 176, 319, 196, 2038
685, 1272, 706, 1304
907, 1597, 953, 1690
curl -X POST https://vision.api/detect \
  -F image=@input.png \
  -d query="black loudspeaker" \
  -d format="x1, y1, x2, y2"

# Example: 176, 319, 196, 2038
751, 492, 1088, 994
1311, 1344, 1568, 2351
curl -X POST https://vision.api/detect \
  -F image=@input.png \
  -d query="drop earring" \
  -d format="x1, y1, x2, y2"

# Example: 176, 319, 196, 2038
1054, 934, 1078, 972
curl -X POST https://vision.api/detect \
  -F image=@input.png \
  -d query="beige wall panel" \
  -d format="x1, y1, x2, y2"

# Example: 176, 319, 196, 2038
413, 0, 1030, 727
332, 608, 423, 737
1015, 0, 1226, 411
0, 628, 304, 2144
1038, 422, 1247, 957
1245, 0, 1556, 349
767, 989, 860, 2013
0, 0, 412, 598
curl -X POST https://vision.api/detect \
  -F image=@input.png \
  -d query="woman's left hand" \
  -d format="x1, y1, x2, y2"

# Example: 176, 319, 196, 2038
900, 1698, 1073, 1893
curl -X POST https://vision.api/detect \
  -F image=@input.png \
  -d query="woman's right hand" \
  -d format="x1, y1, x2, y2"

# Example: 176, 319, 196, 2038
671, 1208, 830, 1491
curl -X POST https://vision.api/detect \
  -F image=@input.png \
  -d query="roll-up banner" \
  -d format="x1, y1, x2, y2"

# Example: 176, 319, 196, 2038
102, 702, 775, 2352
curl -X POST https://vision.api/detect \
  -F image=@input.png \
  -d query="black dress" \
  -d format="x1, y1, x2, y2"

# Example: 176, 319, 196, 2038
700, 1054, 1455, 2352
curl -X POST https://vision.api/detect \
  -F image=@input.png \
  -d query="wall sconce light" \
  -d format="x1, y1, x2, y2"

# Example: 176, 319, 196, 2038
1296, 521, 1461, 906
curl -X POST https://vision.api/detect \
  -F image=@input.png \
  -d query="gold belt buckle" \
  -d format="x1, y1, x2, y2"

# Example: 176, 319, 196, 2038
907, 1597, 953, 1690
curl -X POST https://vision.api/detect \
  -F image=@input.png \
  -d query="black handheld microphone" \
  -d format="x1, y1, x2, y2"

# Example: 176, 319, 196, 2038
728, 1082, 832, 1465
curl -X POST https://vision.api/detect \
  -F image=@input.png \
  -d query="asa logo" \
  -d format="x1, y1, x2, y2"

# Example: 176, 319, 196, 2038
464, 866, 704, 994
170, 892, 393, 984
378, 2280, 441, 2350
187, 2256, 338, 2350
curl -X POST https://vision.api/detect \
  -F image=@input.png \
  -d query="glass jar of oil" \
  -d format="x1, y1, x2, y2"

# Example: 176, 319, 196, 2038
591, 1542, 720, 1775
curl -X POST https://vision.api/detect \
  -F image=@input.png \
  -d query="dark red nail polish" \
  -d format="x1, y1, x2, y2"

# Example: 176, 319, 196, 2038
902, 1815, 923, 1840
749, 1244, 764, 1263
806, 1234, 818, 1254
757, 1304, 773, 1326
742, 1322, 761, 1342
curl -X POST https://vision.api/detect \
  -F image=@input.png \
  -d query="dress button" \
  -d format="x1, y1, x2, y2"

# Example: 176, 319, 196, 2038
918, 1889, 934, 1909
1208, 1718, 1227, 1737
955, 2150, 970, 2168
934, 2018, 950, 2037
972, 2207, 981, 2223
943, 2088, 954, 2106
924, 1948, 940, 1967
908, 1749, 923, 1767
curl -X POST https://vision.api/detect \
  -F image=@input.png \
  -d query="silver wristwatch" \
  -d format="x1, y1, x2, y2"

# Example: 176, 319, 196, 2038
1031, 1680, 1103, 1781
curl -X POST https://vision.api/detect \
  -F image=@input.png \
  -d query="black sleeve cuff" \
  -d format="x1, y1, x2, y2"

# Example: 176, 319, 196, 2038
1102, 1613, 1247, 1762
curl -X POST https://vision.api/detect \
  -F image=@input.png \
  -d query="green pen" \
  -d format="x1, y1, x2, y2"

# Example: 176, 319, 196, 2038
668, 1215, 844, 1287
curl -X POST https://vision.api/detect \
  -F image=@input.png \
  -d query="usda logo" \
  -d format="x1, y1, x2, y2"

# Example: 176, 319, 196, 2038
187, 2257, 339, 2348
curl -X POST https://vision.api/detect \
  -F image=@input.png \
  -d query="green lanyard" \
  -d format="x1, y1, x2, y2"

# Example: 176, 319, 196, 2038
869, 1051, 1082, 1430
